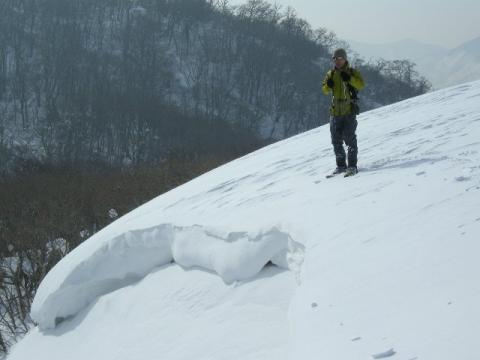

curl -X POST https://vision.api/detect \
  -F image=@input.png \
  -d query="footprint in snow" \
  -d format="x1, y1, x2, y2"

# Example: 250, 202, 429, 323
371, 348, 396, 359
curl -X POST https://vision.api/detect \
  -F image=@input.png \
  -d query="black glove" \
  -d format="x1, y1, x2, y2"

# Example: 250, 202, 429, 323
326, 78, 334, 89
340, 71, 351, 82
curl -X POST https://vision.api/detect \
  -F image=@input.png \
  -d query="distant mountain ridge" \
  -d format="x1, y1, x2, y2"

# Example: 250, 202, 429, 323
349, 38, 448, 61
451, 36, 480, 60
349, 37, 480, 89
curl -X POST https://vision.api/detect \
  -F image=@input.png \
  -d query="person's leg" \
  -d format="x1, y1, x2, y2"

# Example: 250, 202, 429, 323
330, 115, 347, 168
343, 114, 358, 168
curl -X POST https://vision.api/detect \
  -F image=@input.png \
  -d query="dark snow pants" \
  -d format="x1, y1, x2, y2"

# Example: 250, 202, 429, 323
329, 113, 358, 168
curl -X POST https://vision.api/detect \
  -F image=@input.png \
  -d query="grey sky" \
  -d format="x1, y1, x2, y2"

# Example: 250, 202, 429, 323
229, 0, 480, 49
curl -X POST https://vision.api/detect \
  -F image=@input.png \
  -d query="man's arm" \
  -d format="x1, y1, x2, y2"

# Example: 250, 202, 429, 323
348, 68, 365, 90
322, 70, 333, 95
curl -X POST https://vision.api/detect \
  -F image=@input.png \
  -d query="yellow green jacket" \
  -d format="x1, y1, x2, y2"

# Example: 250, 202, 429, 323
322, 63, 365, 116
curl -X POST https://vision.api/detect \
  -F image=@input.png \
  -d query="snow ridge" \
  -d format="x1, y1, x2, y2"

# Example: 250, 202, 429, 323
31, 224, 304, 330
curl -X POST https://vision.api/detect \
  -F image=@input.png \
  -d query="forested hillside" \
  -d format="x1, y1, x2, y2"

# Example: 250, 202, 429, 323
0, 0, 430, 173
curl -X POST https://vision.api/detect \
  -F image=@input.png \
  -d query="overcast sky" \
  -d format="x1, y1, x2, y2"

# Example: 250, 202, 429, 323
229, 0, 480, 49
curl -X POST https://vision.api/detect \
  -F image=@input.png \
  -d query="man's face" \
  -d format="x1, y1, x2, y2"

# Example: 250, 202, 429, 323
333, 56, 346, 68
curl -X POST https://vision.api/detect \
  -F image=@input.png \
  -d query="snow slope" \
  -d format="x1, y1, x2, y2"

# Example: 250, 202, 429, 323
8, 80, 480, 360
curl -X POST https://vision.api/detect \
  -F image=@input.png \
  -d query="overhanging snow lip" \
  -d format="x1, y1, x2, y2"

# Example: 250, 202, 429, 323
31, 223, 305, 330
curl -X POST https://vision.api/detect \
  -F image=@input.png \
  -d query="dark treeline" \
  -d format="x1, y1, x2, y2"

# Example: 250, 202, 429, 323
0, 154, 234, 352
0, 0, 431, 352
0, 0, 430, 175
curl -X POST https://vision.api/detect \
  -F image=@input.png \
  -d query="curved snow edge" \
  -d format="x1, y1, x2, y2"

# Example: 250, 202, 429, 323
31, 224, 305, 330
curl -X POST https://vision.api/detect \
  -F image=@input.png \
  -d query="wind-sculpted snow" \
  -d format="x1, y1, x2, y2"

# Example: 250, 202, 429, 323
11, 80, 480, 360
31, 224, 304, 330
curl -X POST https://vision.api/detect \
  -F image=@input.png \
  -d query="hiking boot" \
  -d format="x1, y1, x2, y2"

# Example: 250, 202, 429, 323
326, 166, 347, 178
332, 166, 347, 175
344, 166, 358, 177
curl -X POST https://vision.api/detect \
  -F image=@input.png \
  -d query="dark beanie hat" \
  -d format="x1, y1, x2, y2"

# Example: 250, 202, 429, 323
333, 48, 347, 59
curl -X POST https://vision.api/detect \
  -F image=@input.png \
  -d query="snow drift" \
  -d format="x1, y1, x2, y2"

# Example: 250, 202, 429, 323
8, 80, 480, 360
32, 224, 304, 330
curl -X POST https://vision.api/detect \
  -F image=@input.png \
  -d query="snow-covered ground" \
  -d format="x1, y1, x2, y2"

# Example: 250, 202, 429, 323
8, 80, 480, 359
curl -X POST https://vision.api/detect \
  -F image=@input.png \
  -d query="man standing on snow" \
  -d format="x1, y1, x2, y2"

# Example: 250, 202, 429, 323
322, 48, 365, 177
